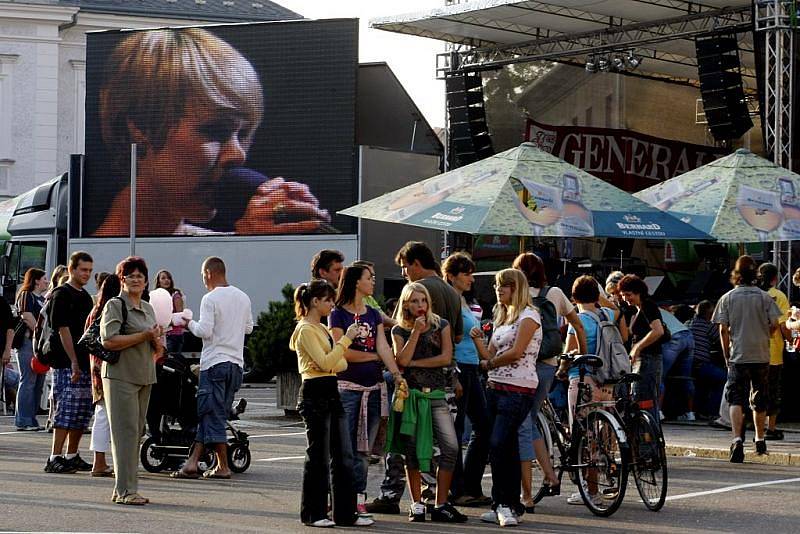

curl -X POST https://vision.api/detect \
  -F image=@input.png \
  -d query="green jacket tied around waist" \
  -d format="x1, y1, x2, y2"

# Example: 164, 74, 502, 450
385, 388, 446, 472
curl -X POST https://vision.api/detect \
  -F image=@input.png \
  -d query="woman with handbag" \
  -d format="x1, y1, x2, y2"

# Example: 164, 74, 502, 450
14, 268, 47, 431
100, 257, 163, 505
85, 275, 121, 476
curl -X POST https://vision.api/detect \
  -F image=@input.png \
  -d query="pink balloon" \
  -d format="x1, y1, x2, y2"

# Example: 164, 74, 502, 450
149, 288, 173, 328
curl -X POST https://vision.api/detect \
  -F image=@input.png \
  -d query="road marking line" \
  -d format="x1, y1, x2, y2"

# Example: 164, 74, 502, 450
255, 455, 305, 462
666, 477, 800, 501
248, 432, 306, 438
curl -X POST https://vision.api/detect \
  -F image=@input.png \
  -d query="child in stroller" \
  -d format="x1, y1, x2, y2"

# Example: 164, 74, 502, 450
140, 353, 251, 474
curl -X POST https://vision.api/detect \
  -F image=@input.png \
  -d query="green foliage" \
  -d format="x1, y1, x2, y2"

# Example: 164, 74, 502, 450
247, 284, 298, 380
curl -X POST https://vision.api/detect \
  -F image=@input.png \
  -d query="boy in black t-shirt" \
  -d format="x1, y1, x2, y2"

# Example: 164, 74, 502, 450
45, 251, 95, 474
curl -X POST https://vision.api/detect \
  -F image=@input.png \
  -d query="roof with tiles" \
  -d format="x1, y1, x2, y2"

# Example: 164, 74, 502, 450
3, 0, 302, 22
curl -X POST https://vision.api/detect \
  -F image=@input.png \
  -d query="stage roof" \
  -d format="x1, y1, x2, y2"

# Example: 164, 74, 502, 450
371, 0, 756, 88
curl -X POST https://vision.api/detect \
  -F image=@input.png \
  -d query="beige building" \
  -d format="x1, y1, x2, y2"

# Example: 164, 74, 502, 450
517, 63, 762, 154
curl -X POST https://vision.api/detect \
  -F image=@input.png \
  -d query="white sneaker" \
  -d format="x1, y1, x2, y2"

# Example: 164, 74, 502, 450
307, 518, 335, 528
480, 510, 497, 523
659, 410, 666, 422
496, 506, 518, 527
354, 516, 375, 527
677, 412, 696, 422
567, 492, 583, 505
357, 493, 373, 517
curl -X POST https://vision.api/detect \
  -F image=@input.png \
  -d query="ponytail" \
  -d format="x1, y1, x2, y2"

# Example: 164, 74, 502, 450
294, 280, 336, 319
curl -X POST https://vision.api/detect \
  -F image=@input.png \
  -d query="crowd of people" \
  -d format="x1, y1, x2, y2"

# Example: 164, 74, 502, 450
1, 243, 794, 527
291, 245, 796, 528
3, 252, 253, 507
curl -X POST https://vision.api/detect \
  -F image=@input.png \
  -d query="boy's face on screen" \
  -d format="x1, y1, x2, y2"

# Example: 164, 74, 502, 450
142, 105, 255, 223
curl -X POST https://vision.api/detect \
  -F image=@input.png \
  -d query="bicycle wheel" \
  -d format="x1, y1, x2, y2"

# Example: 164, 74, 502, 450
630, 410, 668, 511
576, 409, 628, 517
532, 409, 556, 504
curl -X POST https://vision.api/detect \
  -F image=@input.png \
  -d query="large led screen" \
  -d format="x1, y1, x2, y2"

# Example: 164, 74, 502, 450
82, 20, 358, 237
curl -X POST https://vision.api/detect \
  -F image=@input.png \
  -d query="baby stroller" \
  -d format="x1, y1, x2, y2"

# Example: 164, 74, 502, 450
140, 353, 251, 474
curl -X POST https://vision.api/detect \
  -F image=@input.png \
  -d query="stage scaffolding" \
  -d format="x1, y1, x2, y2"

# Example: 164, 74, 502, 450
756, 1, 797, 291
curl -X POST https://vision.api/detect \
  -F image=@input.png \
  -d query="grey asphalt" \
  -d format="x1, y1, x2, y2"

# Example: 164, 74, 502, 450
1, 384, 799, 533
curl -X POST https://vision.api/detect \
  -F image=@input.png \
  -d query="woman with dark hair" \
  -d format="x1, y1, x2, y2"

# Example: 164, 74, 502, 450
617, 274, 665, 422
153, 270, 186, 354
442, 252, 491, 506
512, 253, 583, 509
87, 275, 122, 476
290, 280, 372, 527
329, 264, 401, 516
14, 268, 48, 431
100, 256, 163, 505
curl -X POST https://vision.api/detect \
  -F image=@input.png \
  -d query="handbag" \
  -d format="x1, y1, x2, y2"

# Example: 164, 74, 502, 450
11, 318, 27, 349
12, 291, 29, 349
77, 297, 127, 365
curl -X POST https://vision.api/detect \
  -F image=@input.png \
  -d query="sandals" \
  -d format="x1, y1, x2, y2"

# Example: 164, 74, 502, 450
202, 468, 232, 479
91, 467, 114, 478
115, 493, 149, 506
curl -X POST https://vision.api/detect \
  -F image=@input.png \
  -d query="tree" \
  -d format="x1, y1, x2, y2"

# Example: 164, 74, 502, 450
247, 283, 296, 382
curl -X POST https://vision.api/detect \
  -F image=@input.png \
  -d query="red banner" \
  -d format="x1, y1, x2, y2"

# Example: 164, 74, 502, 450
525, 119, 727, 192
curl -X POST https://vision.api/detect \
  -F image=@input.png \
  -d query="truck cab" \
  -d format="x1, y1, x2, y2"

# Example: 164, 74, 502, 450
0, 174, 67, 302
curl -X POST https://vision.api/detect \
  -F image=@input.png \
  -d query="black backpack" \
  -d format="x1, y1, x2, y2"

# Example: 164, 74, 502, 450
33, 287, 71, 369
530, 286, 563, 360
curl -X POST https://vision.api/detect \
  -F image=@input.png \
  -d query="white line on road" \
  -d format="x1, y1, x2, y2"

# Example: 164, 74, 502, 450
666, 477, 800, 501
248, 432, 306, 438
255, 455, 305, 462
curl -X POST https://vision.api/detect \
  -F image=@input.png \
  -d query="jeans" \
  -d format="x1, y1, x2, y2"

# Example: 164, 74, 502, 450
195, 361, 242, 445
693, 361, 726, 417
486, 387, 535, 513
518, 362, 557, 460
452, 364, 490, 498
661, 330, 695, 407
632, 352, 662, 423
298, 377, 358, 526
14, 338, 45, 428
166, 334, 183, 355
339, 387, 381, 494
404, 397, 459, 471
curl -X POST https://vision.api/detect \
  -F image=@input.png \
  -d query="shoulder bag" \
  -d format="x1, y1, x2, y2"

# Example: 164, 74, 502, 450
77, 297, 128, 365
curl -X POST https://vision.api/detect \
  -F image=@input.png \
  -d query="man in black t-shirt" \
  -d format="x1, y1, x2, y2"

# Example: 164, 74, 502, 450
45, 251, 95, 474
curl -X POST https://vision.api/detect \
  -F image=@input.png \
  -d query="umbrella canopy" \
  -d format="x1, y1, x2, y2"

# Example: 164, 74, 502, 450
635, 148, 800, 243
341, 143, 711, 240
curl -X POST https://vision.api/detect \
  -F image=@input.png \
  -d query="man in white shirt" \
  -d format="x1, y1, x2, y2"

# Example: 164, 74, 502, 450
172, 257, 254, 479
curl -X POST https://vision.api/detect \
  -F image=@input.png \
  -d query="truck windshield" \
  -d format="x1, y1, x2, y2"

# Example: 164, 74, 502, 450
8, 241, 47, 285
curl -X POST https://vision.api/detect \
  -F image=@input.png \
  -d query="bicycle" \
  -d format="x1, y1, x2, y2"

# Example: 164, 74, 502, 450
610, 373, 668, 511
532, 354, 629, 517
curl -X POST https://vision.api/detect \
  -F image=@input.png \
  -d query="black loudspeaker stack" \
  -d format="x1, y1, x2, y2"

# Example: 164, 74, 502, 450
695, 32, 753, 141
445, 72, 494, 167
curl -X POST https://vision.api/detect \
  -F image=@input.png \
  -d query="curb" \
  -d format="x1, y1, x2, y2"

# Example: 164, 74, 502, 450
665, 444, 800, 466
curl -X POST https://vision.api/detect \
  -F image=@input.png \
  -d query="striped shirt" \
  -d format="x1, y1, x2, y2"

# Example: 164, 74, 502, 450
688, 315, 719, 365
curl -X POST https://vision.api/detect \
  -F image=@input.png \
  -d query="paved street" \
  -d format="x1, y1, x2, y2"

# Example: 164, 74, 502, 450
2, 383, 799, 533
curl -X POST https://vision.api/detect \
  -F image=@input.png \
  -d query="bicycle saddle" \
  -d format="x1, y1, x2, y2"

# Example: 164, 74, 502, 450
569, 354, 603, 369
616, 373, 641, 385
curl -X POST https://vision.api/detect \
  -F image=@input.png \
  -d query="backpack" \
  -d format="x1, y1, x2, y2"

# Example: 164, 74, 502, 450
77, 297, 128, 365
581, 308, 631, 384
530, 286, 563, 360
33, 287, 71, 369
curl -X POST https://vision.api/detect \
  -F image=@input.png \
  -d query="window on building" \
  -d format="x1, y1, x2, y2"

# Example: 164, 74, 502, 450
585, 106, 593, 126
605, 94, 614, 128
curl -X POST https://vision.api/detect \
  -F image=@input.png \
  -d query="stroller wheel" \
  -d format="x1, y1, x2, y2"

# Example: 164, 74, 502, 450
140, 436, 169, 473
228, 443, 252, 473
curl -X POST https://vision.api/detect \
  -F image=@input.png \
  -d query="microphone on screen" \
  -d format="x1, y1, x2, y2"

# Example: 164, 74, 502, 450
206, 167, 268, 232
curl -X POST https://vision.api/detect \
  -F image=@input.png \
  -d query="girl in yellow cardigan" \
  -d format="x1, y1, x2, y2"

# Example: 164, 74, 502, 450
290, 280, 373, 528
